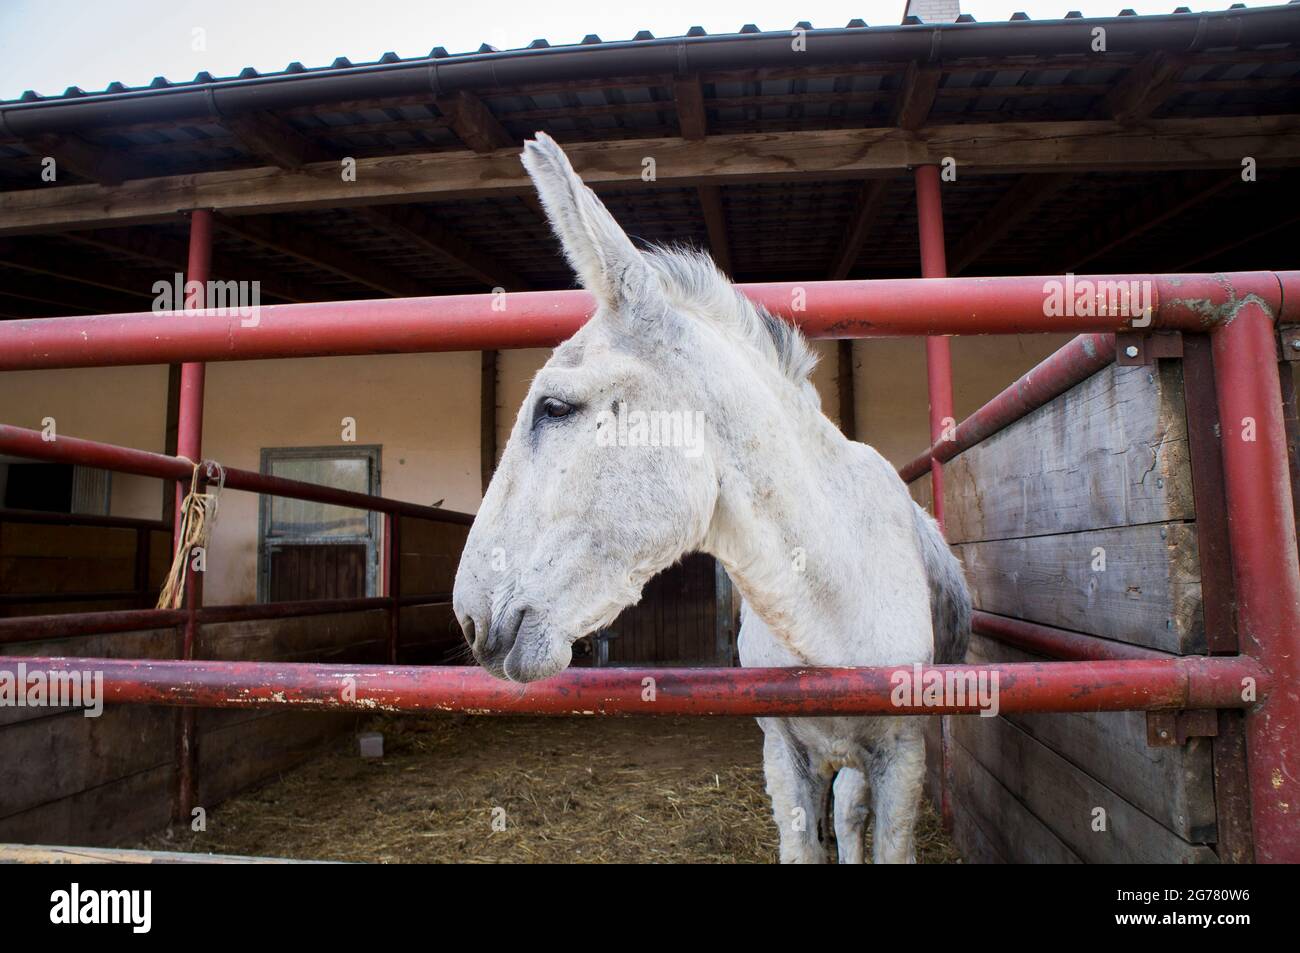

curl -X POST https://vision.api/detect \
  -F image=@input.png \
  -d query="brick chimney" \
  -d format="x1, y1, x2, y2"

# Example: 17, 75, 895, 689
902, 0, 961, 23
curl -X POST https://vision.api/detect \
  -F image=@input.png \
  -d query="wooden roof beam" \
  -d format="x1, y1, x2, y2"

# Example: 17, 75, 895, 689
1106, 52, 1185, 124
672, 76, 709, 141
1, 116, 1296, 236
892, 63, 943, 131
212, 214, 429, 298
436, 91, 513, 153
26, 133, 135, 186
222, 111, 325, 170
829, 62, 939, 278
673, 75, 731, 274
696, 184, 732, 276
353, 205, 531, 290
949, 174, 1076, 275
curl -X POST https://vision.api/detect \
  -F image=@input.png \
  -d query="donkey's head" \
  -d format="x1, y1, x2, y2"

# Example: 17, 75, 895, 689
452, 133, 817, 681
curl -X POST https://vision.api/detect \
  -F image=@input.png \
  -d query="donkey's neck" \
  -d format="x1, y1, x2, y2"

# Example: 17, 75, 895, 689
701, 390, 900, 665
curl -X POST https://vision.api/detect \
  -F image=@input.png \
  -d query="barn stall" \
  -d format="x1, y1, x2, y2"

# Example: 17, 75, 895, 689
0, 7, 1298, 863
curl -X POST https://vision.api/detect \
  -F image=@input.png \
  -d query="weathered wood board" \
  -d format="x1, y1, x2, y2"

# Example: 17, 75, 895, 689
954, 522, 1202, 653
908, 471, 933, 515
949, 737, 1082, 864
969, 633, 1216, 841
951, 714, 1218, 863
943, 362, 1193, 544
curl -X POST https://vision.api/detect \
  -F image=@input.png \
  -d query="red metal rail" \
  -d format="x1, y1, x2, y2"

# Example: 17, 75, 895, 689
972, 611, 1169, 663
0, 424, 473, 524
0, 656, 1266, 716
900, 332, 1118, 484
0, 595, 453, 645
0, 272, 1293, 371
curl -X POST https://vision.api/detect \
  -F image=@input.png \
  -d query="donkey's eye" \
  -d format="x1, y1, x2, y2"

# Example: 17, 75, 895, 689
533, 396, 576, 428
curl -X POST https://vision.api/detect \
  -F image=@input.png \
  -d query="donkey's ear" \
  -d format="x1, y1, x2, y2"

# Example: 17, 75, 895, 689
522, 132, 648, 306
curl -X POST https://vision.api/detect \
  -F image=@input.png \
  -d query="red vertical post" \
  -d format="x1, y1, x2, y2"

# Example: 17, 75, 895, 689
915, 165, 954, 530
385, 512, 401, 664
915, 164, 956, 835
175, 208, 212, 824
1212, 300, 1300, 863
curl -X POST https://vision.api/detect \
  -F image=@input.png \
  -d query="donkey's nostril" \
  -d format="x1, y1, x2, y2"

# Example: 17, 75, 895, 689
460, 616, 476, 647
485, 605, 527, 657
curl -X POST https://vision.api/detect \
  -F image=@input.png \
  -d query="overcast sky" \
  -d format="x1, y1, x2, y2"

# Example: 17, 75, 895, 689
0, 0, 1279, 101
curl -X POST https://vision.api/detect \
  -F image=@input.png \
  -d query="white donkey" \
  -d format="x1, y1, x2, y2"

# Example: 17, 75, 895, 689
453, 133, 971, 863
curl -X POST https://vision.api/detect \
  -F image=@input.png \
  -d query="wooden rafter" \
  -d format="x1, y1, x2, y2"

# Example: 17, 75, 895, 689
892, 63, 943, 131
1057, 172, 1235, 273
1167, 209, 1300, 272
0, 238, 159, 298
950, 175, 1076, 275
1106, 52, 1185, 124
436, 91, 513, 153
222, 111, 325, 170
212, 214, 428, 298
1, 116, 1298, 236
352, 206, 530, 290
0, 273, 140, 312
672, 75, 732, 274
26, 133, 135, 186
672, 76, 709, 140
696, 185, 731, 276
61, 228, 326, 303
828, 179, 889, 280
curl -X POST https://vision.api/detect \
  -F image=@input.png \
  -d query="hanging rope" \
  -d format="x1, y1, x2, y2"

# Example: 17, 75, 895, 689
157, 460, 225, 610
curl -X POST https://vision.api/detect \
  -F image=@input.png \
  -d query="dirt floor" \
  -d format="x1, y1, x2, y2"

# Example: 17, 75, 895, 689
145, 715, 960, 863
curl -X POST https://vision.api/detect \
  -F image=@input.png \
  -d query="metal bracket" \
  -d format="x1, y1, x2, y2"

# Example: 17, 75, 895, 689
1278, 326, 1300, 362
1147, 709, 1219, 747
1117, 331, 1184, 366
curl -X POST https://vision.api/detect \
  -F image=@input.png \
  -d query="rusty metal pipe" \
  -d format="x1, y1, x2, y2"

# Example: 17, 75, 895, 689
0, 274, 1288, 372
0, 656, 1267, 716
973, 611, 1170, 662
0, 424, 473, 524
1212, 298, 1300, 863
900, 332, 1117, 483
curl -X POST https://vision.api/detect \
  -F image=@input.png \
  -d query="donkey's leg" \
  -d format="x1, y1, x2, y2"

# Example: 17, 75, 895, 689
832, 767, 870, 864
760, 720, 833, 864
868, 720, 926, 864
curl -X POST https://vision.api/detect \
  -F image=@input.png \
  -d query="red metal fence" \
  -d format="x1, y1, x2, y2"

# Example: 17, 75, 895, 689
0, 205, 1296, 859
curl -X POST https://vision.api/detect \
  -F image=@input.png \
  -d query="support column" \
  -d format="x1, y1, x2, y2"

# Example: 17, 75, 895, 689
175, 208, 212, 824
914, 164, 956, 835
1212, 300, 1300, 863
915, 164, 954, 530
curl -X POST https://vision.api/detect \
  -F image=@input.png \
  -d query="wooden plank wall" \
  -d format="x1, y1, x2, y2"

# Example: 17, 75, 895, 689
0, 524, 170, 616
0, 606, 444, 848
398, 516, 469, 663
603, 553, 721, 665
934, 359, 1222, 863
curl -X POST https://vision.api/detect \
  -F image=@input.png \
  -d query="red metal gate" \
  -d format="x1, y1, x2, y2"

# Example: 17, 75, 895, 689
0, 209, 1295, 860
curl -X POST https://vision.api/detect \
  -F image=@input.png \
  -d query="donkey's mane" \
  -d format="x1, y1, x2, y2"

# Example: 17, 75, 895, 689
645, 245, 819, 393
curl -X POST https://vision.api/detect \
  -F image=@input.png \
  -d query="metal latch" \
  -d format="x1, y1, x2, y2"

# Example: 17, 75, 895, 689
1146, 709, 1219, 747
1116, 331, 1183, 366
